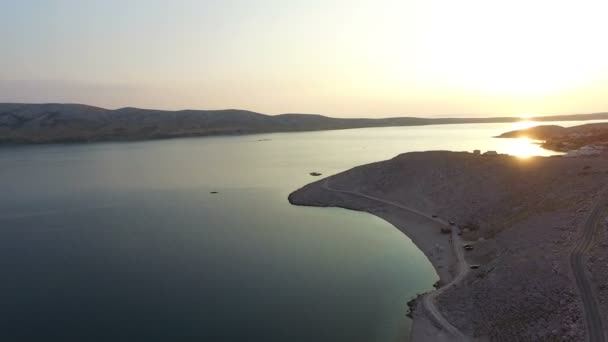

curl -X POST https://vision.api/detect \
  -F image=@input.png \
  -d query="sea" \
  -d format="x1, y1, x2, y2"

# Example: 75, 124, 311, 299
0, 120, 603, 341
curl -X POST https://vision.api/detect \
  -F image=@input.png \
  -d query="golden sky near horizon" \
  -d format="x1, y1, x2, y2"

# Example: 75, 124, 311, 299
1, 0, 607, 117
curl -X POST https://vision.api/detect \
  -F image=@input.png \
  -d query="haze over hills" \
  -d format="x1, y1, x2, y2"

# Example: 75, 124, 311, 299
2, 103, 608, 144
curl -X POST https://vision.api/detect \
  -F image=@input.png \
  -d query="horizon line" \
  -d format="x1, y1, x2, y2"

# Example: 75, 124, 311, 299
2, 101, 608, 121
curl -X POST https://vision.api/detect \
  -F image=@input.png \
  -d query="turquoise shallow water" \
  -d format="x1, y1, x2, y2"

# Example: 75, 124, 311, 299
0, 120, 602, 341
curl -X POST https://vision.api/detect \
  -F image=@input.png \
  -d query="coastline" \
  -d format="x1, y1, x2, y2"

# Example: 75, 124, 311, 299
288, 178, 464, 341
290, 150, 608, 341
354, 202, 465, 341
3, 103, 608, 146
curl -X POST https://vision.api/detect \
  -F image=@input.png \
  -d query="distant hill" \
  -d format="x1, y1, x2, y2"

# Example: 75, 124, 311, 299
1, 103, 608, 144
498, 122, 608, 140
496, 125, 568, 139
497, 122, 608, 151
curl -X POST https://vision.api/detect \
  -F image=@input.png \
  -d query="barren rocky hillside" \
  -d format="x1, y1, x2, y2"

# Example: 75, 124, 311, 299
290, 151, 608, 341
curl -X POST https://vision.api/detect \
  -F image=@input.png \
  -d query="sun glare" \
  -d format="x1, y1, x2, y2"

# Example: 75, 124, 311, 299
498, 120, 553, 158
504, 137, 540, 158
509, 120, 538, 131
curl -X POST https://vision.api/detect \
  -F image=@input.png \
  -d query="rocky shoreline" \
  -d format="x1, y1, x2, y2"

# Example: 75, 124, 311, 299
289, 151, 608, 341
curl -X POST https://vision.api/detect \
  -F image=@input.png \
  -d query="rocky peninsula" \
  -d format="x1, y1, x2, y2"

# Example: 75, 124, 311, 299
289, 151, 608, 341
497, 122, 608, 154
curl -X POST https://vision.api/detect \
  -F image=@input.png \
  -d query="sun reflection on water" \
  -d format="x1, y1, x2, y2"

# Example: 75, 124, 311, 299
498, 120, 552, 158
505, 137, 534, 158
510, 120, 539, 131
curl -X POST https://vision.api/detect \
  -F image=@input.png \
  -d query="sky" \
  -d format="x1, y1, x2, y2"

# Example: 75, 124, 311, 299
1, 0, 608, 118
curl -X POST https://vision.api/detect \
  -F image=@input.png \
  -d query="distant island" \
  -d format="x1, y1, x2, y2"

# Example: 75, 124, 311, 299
2, 103, 608, 144
289, 150, 608, 341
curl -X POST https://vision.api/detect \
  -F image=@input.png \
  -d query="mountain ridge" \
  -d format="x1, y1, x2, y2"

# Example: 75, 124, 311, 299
2, 103, 608, 144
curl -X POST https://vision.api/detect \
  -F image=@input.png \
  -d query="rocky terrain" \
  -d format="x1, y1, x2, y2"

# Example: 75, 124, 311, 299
498, 122, 608, 152
289, 151, 608, 341
2, 103, 608, 144
589, 215, 608, 339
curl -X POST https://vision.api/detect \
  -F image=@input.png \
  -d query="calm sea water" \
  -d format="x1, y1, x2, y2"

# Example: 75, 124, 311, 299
0, 120, 602, 342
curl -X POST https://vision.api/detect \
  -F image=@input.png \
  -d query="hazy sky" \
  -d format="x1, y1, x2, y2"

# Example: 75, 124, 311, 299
1, 0, 607, 117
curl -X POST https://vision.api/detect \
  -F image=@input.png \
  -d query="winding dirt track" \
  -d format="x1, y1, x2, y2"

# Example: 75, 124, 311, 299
323, 180, 469, 341
570, 193, 607, 342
